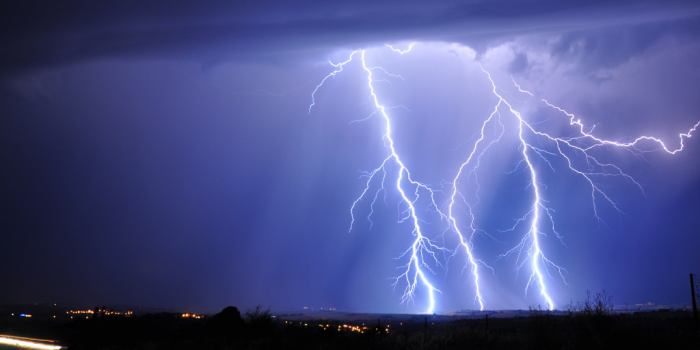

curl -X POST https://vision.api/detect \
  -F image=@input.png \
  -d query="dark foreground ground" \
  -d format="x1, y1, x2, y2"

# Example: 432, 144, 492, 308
0, 306, 699, 350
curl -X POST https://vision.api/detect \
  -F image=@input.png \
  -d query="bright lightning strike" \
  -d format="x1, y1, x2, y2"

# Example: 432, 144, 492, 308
386, 43, 416, 54
309, 52, 358, 115
477, 68, 560, 310
359, 49, 447, 313
312, 47, 447, 313
309, 43, 699, 313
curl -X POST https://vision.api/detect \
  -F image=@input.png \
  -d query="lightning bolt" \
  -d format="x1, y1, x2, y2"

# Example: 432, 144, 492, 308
386, 43, 416, 54
311, 46, 448, 313
474, 67, 697, 310
360, 50, 447, 313
309, 43, 699, 313
309, 51, 358, 115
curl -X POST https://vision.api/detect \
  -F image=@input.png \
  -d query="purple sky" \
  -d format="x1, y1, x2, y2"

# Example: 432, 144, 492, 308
1, 1, 700, 313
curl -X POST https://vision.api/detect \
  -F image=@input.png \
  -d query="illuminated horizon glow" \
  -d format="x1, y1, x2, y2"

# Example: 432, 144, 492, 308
308, 43, 699, 313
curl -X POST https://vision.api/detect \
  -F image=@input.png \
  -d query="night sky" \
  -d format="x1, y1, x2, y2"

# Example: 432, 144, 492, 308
2, 1, 700, 314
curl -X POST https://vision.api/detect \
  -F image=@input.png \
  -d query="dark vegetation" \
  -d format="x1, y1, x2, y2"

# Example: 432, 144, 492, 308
0, 293, 698, 349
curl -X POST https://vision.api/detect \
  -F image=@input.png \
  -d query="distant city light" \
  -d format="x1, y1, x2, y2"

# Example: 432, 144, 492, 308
66, 310, 133, 316
181, 313, 203, 319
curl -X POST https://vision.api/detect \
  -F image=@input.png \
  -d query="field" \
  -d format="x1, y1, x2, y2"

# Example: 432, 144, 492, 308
0, 303, 699, 349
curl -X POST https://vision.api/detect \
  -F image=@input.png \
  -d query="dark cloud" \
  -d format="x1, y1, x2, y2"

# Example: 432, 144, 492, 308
550, 15, 700, 74
2, 1, 699, 77
508, 52, 529, 74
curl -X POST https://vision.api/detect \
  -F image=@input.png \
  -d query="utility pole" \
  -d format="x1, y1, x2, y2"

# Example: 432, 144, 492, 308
691, 274, 698, 332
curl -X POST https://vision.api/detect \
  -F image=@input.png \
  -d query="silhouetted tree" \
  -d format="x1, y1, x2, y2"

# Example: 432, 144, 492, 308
245, 305, 275, 338
207, 306, 244, 337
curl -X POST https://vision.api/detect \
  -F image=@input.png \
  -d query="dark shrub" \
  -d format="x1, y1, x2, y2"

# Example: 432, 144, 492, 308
207, 306, 244, 337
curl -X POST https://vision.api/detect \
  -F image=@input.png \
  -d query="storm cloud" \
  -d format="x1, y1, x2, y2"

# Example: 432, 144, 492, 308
1, 1, 700, 313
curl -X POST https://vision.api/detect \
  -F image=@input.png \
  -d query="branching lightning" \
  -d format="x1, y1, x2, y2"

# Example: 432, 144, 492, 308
309, 51, 358, 115
309, 43, 699, 313
386, 43, 416, 54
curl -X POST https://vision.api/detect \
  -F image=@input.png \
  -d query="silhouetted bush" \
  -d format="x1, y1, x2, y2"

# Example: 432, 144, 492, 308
206, 306, 243, 337
245, 305, 275, 338
564, 290, 615, 317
